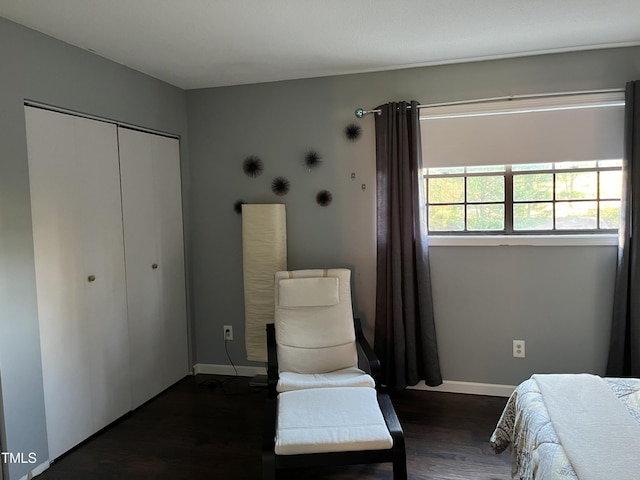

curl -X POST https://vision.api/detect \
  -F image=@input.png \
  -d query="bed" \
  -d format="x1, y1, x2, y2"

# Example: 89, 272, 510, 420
490, 374, 640, 480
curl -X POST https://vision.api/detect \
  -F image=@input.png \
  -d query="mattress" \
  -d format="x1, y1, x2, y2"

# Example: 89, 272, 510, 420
490, 376, 640, 479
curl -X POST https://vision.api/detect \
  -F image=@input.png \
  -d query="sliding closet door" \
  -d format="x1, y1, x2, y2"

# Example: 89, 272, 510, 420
25, 107, 131, 459
118, 128, 188, 408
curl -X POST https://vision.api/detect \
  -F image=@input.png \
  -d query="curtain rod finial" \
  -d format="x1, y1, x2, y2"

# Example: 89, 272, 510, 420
354, 108, 365, 118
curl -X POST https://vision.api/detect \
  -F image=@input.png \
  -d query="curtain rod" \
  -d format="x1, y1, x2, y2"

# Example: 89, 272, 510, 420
354, 88, 625, 118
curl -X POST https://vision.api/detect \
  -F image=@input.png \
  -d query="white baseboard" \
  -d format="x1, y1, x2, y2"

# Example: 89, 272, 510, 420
15, 460, 49, 480
193, 364, 515, 397
31, 460, 50, 478
409, 380, 515, 397
192, 363, 266, 377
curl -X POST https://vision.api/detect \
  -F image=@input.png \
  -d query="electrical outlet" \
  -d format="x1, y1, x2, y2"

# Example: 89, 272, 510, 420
513, 340, 525, 358
224, 325, 233, 341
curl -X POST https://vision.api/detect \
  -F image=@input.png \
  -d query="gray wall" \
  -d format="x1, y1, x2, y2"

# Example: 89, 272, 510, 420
430, 245, 617, 384
186, 47, 640, 385
0, 18, 189, 480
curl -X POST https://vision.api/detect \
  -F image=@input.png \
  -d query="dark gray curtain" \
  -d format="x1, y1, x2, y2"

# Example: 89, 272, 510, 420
606, 80, 640, 377
373, 101, 443, 390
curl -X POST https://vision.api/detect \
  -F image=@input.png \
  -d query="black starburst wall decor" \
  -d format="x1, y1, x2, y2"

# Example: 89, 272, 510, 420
271, 176, 291, 196
304, 150, 322, 170
316, 190, 333, 207
243, 155, 264, 178
234, 200, 245, 214
345, 123, 362, 141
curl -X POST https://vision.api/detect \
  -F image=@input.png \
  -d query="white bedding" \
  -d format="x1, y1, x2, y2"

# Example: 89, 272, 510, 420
490, 375, 640, 480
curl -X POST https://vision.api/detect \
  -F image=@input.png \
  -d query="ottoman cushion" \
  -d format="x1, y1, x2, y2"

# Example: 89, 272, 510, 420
275, 387, 393, 455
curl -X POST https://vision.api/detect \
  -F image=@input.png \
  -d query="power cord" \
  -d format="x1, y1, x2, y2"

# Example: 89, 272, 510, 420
196, 329, 261, 396
224, 333, 239, 377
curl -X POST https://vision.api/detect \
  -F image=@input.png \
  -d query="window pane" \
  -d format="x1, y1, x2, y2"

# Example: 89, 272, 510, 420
466, 176, 504, 203
466, 165, 505, 173
428, 177, 464, 203
598, 159, 623, 168
600, 170, 622, 199
425, 160, 621, 236
556, 172, 597, 200
600, 200, 621, 229
466, 204, 504, 231
428, 167, 465, 175
513, 203, 553, 230
555, 161, 597, 170
513, 174, 553, 201
512, 163, 553, 171
556, 201, 598, 229
428, 205, 465, 231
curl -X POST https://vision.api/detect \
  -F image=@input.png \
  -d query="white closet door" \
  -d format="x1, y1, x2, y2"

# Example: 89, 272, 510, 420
25, 107, 131, 460
118, 127, 188, 408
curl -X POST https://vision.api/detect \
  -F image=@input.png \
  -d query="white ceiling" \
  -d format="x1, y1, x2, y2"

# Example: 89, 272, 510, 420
1, 0, 640, 90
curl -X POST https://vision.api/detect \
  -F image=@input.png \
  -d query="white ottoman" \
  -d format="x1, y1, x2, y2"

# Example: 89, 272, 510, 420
274, 386, 394, 455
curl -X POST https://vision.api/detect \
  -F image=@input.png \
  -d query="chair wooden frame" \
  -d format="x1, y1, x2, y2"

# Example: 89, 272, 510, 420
262, 320, 407, 479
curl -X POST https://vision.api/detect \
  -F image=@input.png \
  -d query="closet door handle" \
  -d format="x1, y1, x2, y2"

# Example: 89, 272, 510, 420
152, 263, 158, 269
87, 275, 96, 282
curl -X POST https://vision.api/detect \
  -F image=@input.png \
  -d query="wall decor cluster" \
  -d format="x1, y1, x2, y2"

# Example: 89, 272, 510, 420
304, 149, 322, 170
316, 190, 333, 207
243, 155, 264, 178
237, 132, 348, 210
271, 176, 291, 196
345, 123, 361, 141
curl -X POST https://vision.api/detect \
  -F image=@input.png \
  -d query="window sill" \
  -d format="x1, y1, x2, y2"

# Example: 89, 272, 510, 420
428, 234, 619, 247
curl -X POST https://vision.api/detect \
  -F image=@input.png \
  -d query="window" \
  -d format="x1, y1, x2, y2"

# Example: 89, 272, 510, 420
426, 160, 622, 234
420, 92, 625, 236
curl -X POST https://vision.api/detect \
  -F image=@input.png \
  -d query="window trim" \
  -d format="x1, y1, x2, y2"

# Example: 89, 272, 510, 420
428, 234, 619, 247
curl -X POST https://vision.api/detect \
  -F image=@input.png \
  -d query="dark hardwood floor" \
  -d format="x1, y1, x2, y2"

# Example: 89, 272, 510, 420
36, 375, 512, 479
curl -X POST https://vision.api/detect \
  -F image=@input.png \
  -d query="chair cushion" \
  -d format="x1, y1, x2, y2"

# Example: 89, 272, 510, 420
275, 269, 357, 374
278, 277, 339, 307
276, 367, 376, 393
275, 387, 393, 455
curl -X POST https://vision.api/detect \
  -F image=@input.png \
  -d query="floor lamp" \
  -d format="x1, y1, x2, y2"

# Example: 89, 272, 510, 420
242, 204, 287, 385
